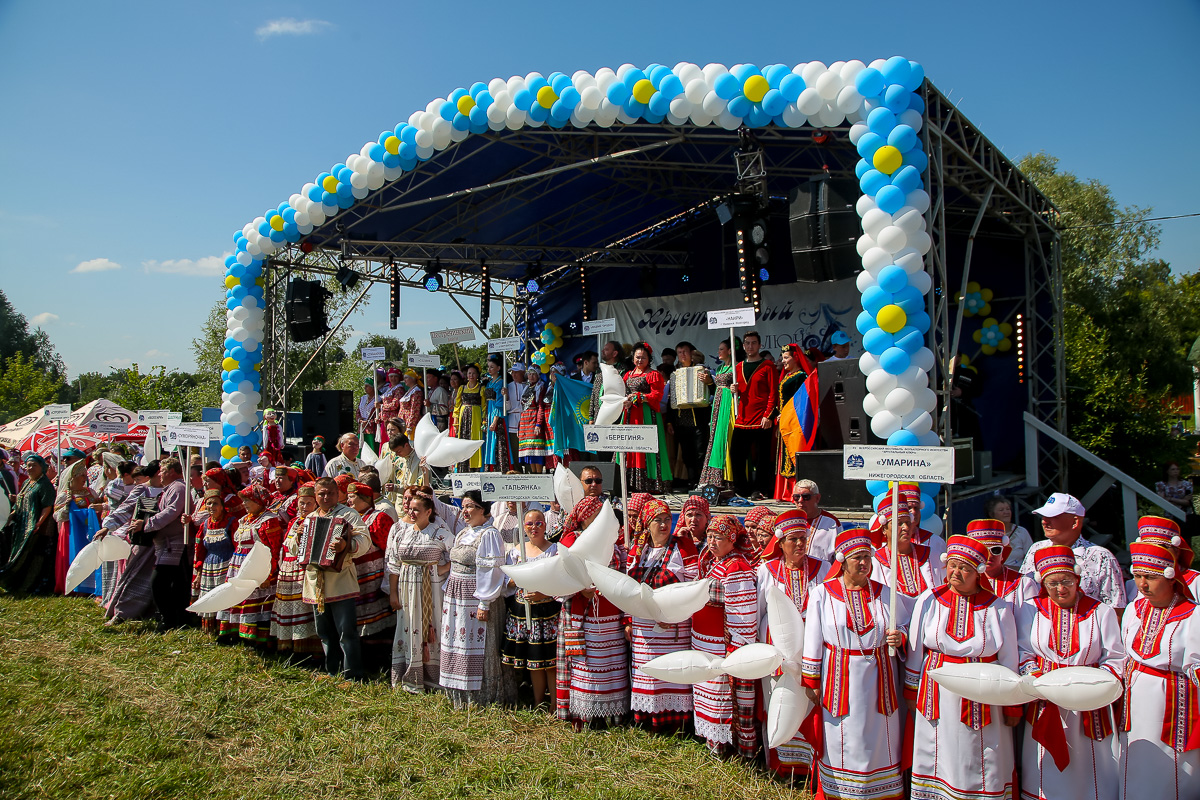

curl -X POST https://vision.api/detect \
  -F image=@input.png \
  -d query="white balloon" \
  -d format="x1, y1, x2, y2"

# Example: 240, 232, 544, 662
1030, 667, 1123, 712
766, 673, 813, 749
929, 662, 1035, 707
858, 351, 880, 375
894, 207, 925, 233
909, 230, 932, 255
863, 392, 883, 417
780, 104, 805, 128
231, 306, 249, 320
580, 85, 603, 111
898, 108, 923, 133
856, 194, 877, 217
862, 208, 893, 239
918, 430, 942, 448
898, 366, 929, 392
64, 540, 103, 593
836, 85, 863, 114
801, 61, 827, 84
235, 421, 252, 437
702, 90, 726, 117
863, 246, 893, 271
876, 225, 908, 253
717, 109, 741, 130
639, 650, 725, 684
796, 87, 824, 116
855, 234, 877, 257
906, 189, 931, 213
914, 386, 938, 412
896, 249, 924, 274
721, 643, 785, 680
856, 270, 877, 293
885, 387, 915, 416
870, 410, 902, 438
909, 270, 932, 295
848, 121, 869, 145
815, 70, 842, 100
817, 104, 844, 127
866, 370, 899, 396
242, 296, 258, 310
904, 410, 934, 436
230, 327, 248, 342
684, 78, 708, 104
689, 109, 715, 127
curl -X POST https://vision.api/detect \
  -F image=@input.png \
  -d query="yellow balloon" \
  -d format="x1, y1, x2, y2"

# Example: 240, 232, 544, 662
876, 304, 907, 334
873, 145, 903, 175
256, 278, 265, 287
222, 357, 238, 370
743, 75, 769, 103
269, 215, 285, 231
221, 445, 236, 459
982, 317, 998, 329
322, 175, 339, 193
457, 95, 476, 115
225, 275, 239, 289
998, 339, 1012, 352
540, 364, 551, 374
965, 281, 980, 293
545, 354, 556, 365
384, 135, 400, 155
632, 78, 656, 105
537, 86, 559, 109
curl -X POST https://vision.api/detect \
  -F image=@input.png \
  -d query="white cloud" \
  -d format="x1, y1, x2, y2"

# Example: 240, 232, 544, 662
31, 312, 59, 326
145, 349, 169, 360
255, 18, 333, 39
105, 357, 133, 369
71, 258, 122, 274
142, 254, 226, 277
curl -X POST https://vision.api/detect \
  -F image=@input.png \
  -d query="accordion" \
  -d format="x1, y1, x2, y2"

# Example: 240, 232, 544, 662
297, 515, 350, 571
129, 496, 159, 546
672, 366, 710, 410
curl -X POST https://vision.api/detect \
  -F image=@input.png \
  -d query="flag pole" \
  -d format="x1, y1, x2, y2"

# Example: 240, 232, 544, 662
888, 480, 900, 657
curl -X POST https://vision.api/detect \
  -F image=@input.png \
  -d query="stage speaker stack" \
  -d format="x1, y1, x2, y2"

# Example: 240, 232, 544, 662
815, 359, 884, 449
789, 177, 861, 282
286, 278, 330, 342
302, 391, 354, 455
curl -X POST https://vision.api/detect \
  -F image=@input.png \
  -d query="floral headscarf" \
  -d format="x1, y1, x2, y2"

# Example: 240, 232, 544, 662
672, 495, 711, 540
238, 484, 272, 510
205, 467, 237, 496
698, 514, 758, 576
743, 506, 778, 555
626, 493, 653, 536
562, 495, 605, 541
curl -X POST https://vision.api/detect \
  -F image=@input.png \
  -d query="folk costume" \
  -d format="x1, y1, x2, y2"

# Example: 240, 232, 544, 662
967, 518, 1038, 615
270, 484, 321, 654
620, 366, 672, 493
350, 485, 394, 639
217, 486, 284, 644
1134, 514, 1200, 601
731, 356, 778, 498
517, 379, 552, 465
502, 543, 561, 673
386, 513, 454, 691
192, 491, 237, 634
699, 363, 735, 488
454, 379, 485, 471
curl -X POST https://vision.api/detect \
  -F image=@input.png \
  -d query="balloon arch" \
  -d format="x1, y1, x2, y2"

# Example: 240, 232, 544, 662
218, 56, 939, 521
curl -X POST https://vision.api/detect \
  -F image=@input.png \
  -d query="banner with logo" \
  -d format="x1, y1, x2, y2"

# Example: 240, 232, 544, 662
598, 279, 860, 365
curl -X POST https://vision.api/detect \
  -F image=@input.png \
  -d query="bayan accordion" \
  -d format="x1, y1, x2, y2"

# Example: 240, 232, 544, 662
672, 366, 710, 410
297, 515, 349, 571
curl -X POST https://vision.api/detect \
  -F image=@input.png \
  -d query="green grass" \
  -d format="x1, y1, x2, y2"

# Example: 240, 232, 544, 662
0, 596, 807, 800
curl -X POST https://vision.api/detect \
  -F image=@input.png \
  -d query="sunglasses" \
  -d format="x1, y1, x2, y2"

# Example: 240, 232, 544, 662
988, 546, 1005, 556
793, 493, 812, 501
583, 478, 603, 485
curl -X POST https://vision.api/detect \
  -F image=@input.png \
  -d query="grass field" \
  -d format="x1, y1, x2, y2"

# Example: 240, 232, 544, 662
0, 596, 808, 800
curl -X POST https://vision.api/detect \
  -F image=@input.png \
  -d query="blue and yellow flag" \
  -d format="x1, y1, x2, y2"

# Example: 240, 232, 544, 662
550, 376, 592, 457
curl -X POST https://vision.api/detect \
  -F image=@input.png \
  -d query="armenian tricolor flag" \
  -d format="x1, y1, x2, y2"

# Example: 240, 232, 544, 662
779, 350, 820, 455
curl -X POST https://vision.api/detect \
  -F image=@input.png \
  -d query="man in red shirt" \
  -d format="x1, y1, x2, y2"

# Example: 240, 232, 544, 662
732, 331, 778, 500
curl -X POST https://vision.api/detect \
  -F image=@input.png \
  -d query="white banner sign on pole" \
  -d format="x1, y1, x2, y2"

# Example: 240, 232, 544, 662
842, 445, 956, 484
88, 420, 129, 434
360, 346, 386, 361
449, 473, 482, 496
200, 421, 224, 441
165, 411, 183, 425
407, 354, 442, 368
45, 404, 72, 422
581, 318, 617, 336
430, 326, 477, 346
478, 472, 555, 502
706, 307, 757, 329
487, 336, 522, 353
166, 426, 210, 449
137, 410, 170, 425
583, 425, 661, 453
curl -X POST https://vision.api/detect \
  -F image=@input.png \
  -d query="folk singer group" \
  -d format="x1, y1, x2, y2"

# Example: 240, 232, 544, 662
2, 430, 1197, 800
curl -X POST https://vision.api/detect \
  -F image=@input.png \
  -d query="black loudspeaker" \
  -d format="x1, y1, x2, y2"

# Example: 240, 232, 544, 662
792, 451, 874, 510
286, 279, 330, 342
815, 359, 884, 449
302, 390, 354, 456
789, 178, 861, 282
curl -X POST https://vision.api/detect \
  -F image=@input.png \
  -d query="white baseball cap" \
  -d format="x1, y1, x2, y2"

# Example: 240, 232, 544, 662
510, 363, 526, 372
1032, 492, 1086, 518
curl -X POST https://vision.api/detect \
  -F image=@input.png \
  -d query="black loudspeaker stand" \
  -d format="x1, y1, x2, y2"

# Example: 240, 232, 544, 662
815, 359, 885, 449
792, 451, 875, 510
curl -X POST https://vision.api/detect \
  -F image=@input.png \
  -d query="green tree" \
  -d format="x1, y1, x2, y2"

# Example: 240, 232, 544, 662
0, 353, 65, 421
0, 289, 65, 380
328, 335, 419, 395
105, 364, 199, 420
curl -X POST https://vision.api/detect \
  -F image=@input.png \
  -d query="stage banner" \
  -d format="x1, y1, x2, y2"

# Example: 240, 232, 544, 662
598, 279, 861, 365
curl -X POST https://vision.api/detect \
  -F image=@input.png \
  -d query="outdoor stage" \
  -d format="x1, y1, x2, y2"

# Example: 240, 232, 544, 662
249, 70, 1064, 532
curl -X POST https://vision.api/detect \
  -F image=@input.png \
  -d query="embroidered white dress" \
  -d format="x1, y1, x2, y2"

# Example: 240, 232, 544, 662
870, 544, 944, 627
1015, 593, 1124, 800
627, 541, 697, 728
800, 578, 906, 799
905, 586, 1020, 800
1117, 597, 1200, 800
385, 517, 454, 691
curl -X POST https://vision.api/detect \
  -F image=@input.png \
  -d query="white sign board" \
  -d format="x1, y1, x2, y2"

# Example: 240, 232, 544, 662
842, 445, 956, 484
45, 404, 72, 422
407, 354, 442, 368
88, 420, 128, 434
582, 318, 617, 336
166, 425, 210, 448
707, 307, 757, 329
478, 472, 554, 502
201, 421, 224, 441
487, 336, 522, 353
583, 425, 661, 453
137, 410, 170, 425
430, 326, 476, 346
360, 346, 386, 361
449, 473, 482, 496
165, 411, 183, 425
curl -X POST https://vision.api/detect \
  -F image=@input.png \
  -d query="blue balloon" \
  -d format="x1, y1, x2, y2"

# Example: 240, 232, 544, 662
513, 88, 534, 111
526, 74, 548, 95
854, 68, 885, 98
908, 93, 926, 114
283, 222, 299, 240
448, 87, 467, 104
761, 88, 786, 116
856, 131, 885, 159
231, 346, 247, 361
745, 105, 770, 127
222, 423, 235, 436
469, 81, 489, 97
918, 482, 939, 497
727, 95, 752, 117
257, 221, 271, 237
382, 152, 400, 168
321, 190, 336, 206
856, 309, 878, 335
399, 125, 417, 145
872, 493, 885, 512
335, 181, 353, 199
863, 327, 894, 355
224, 337, 237, 350
559, 86, 581, 108
658, 74, 683, 99
621, 68, 646, 87
893, 286, 925, 314
879, 346, 911, 375
229, 369, 244, 384
888, 430, 919, 447
876, 185, 905, 214
762, 64, 789, 87
452, 112, 470, 132
892, 165, 923, 195
904, 61, 926, 93
221, 370, 230, 381
894, 327, 925, 354
902, 149, 929, 174
881, 56, 912, 87
730, 63, 761, 81
908, 310, 931, 334
860, 169, 889, 197
855, 159, 872, 179
865, 479, 889, 496
714, 72, 741, 100
282, 207, 296, 224
920, 492, 937, 513
648, 91, 671, 116
640, 110, 664, 125
867, 107, 897, 137
877, 264, 908, 293
550, 73, 572, 94
861, 285, 891, 315
779, 73, 804, 103
606, 81, 630, 106
336, 193, 353, 209
336, 166, 354, 183
222, 380, 236, 394
469, 106, 487, 127
883, 84, 910, 113
888, 124, 917, 153
528, 102, 550, 122
231, 285, 247, 299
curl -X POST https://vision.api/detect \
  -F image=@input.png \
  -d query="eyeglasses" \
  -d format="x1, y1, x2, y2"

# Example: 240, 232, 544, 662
793, 493, 812, 501
1043, 577, 1077, 590
524, 520, 545, 527
583, 478, 603, 485
461, 503, 482, 512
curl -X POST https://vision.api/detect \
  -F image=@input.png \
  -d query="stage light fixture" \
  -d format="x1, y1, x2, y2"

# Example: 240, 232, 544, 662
423, 258, 443, 293
300, 241, 314, 254
579, 264, 591, 321
1016, 313, 1025, 385
389, 261, 400, 330
479, 259, 491, 329
759, 267, 770, 282
523, 261, 543, 294
335, 264, 361, 290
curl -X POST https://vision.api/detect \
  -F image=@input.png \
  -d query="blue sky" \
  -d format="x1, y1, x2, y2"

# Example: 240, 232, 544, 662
1, 0, 1196, 381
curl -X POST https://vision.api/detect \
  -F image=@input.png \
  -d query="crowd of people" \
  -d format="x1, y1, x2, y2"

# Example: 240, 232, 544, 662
343, 334, 853, 500
1, 431, 1197, 799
